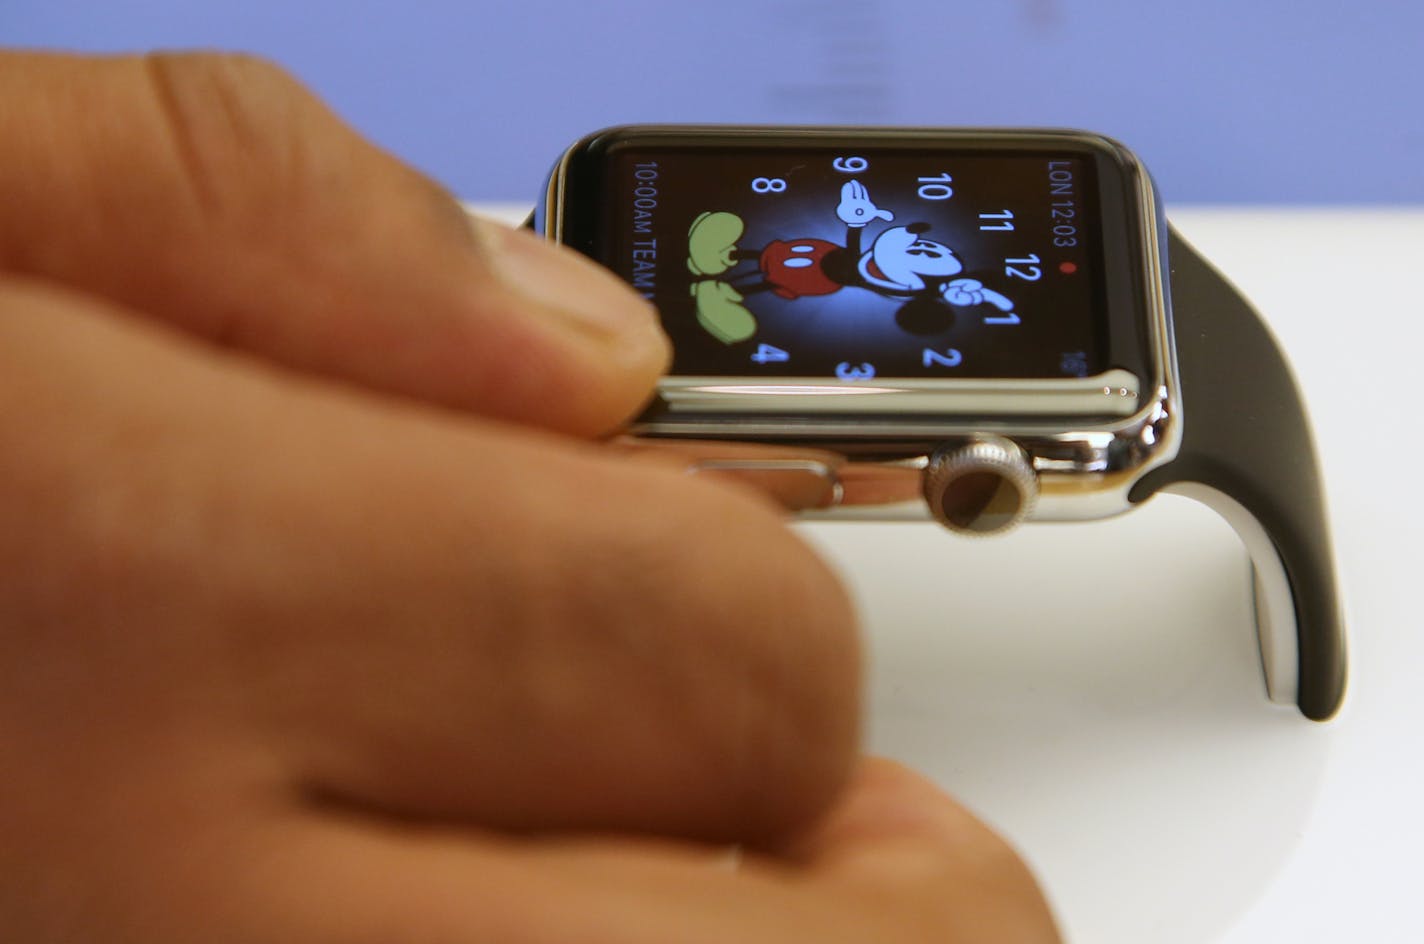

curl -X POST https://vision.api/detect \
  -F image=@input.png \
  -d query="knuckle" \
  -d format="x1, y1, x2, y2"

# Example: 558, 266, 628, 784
614, 473, 862, 833
145, 50, 308, 110
139, 52, 325, 214
149, 49, 295, 86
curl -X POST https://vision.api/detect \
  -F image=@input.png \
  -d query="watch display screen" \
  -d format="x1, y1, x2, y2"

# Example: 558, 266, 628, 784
590, 137, 1116, 382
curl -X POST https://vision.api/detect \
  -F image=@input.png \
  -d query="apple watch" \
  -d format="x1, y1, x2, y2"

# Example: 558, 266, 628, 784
533, 125, 1347, 721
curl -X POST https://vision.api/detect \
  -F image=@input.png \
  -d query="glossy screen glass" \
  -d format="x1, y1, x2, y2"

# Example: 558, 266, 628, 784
601, 144, 1110, 382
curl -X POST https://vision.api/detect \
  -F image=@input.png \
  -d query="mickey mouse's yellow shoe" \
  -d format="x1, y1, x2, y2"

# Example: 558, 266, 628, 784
687, 211, 744, 276
692, 280, 756, 343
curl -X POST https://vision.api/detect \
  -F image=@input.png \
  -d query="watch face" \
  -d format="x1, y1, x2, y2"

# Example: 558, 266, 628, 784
550, 127, 1158, 423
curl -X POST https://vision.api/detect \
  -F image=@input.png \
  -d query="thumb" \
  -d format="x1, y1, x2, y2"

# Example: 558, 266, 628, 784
0, 50, 666, 436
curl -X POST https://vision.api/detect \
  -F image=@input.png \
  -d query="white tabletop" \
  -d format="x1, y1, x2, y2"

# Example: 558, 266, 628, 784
488, 205, 1424, 943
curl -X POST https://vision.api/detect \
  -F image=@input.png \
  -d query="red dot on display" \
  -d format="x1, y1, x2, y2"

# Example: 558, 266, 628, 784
1059, 261, 1078, 274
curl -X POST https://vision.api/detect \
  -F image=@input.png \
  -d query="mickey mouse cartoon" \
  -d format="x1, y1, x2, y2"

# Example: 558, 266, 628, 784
685, 180, 1016, 343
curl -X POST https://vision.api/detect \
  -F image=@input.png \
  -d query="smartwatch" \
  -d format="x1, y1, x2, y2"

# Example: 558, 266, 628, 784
533, 125, 1347, 721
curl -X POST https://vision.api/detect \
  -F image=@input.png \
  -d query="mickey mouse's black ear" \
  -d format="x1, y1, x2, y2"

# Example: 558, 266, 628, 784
907, 221, 932, 234
895, 297, 955, 335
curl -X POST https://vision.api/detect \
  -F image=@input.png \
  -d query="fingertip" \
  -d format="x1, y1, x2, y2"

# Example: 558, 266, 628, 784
461, 216, 672, 435
473, 216, 666, 356
781, 756, 1004, 868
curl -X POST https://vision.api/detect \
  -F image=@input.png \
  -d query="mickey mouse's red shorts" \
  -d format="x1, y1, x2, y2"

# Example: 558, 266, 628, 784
759, 239, 841, 299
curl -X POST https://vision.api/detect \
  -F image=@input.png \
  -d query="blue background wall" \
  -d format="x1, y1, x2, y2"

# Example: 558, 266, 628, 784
5, 1, 1421, 204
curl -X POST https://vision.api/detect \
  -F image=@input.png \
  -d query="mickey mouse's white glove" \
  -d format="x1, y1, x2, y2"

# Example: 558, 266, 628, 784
837, 180, 894, 227
944, 278, 1015, 311
942, 278, 985, 305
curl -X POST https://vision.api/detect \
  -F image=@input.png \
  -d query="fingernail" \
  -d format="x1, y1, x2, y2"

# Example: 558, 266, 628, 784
477, 217, 666, 348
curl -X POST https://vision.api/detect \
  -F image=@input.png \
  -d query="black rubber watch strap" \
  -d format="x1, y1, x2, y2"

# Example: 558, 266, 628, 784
1130, 228, 1347, 721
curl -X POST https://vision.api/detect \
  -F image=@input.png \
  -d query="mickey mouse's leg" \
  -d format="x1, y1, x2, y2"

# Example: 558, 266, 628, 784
691, 280, 758, 344
687, 211, 745, 276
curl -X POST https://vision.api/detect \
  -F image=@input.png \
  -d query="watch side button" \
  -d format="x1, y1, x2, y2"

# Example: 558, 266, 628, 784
687, 458, 842, 511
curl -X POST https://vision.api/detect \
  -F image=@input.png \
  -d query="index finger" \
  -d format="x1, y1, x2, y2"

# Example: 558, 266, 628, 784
0, 50, 666, 437
0, 278, 861, 846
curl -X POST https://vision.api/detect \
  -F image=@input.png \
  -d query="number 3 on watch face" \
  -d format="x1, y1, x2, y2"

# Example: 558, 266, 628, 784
835, 362, 876, 381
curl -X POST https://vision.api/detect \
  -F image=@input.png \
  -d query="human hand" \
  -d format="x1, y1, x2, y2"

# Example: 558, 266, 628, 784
0, 51, 1059, 942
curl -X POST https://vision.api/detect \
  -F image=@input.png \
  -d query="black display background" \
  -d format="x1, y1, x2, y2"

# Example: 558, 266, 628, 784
605, 146, 1106, 380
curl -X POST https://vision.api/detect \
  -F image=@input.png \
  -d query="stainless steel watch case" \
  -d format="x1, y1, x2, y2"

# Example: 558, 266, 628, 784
551, 129, 1183, 528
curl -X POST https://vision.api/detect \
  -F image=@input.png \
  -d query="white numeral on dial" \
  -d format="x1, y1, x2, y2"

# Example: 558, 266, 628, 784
979, 210, 1015, 231
835, 362, 876, 381
1004, 254, 1042, 280
922, 348, 963, 368
751, 344, 790, 364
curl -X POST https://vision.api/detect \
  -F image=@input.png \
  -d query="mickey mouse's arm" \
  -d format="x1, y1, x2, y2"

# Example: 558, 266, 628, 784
844, 222, 864, 256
